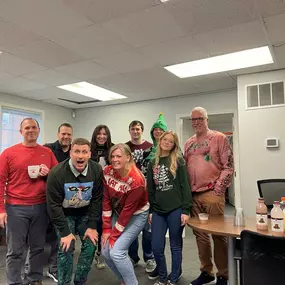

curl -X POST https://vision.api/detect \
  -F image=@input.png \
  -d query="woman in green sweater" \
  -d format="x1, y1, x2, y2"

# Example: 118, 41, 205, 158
147, 131, 192, 285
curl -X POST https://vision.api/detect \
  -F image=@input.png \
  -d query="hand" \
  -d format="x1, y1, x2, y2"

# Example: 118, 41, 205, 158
181, 214, 189, 226
101, 233, 111, 248
0, 213, 7, 228
148, 214, 152, 225
39, 164, 50, 176
83, 228, 98, 246
60, 233, 76, 252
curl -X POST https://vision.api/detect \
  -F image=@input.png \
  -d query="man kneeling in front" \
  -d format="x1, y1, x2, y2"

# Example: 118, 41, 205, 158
47, 138, 103, 285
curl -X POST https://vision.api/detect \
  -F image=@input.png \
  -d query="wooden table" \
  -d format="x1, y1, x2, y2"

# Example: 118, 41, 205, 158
187, 215, 285, 285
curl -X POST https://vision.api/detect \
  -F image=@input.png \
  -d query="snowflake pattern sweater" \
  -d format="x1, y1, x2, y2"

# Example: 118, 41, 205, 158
102, 164, 149, 246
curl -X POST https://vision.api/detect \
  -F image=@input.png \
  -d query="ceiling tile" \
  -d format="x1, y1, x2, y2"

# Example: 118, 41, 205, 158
10, 39, 85, 68
0, 0, 92, 38
55, 60, 116, 79
94, 50, 156, 73
0, 53, 47, 76
193, 21, 267, 56
257, 0, 285, 17
0, 19, 42, 52
166, 0, 257, 35
52, 24, 131, 58
23, 69, 80, 86
103, 5, 187, 47
264, 13, 285, 45
0, 76, 47, 93
139, 36, 209, 65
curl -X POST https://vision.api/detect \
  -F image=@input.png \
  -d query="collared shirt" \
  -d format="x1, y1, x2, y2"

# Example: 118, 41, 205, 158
68, 159, 88, 177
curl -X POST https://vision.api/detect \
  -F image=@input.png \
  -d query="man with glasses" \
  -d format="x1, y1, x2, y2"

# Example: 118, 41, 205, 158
184, 107, 234, 285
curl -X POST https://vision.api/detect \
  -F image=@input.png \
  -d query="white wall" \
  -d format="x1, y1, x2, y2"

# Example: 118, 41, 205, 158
74, 90, 237, 144
0, 92, 74, 143
237, 70, 285, 216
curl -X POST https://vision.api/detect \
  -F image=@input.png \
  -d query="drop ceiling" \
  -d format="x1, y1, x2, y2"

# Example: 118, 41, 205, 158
0, 0, 284, 108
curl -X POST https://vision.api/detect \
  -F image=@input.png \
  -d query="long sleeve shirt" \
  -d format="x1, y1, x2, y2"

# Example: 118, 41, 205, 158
46, 159, 103, 237
147, 156, 192, 215
0, 143, 58, 213
102, 164, 149, 246
184, 130, 234, 195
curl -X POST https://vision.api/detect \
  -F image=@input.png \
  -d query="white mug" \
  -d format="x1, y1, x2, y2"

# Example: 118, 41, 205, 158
28, 165, 40, 179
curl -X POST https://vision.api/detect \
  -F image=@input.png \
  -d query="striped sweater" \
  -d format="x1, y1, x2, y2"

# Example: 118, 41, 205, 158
102, 164, 149, 246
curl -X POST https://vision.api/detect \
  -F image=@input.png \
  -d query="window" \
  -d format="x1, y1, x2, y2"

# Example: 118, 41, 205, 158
0, 107, 42, 153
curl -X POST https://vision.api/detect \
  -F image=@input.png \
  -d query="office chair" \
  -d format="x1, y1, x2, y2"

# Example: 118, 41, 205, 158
257, 179, 285, 209
241, 230, 285, 285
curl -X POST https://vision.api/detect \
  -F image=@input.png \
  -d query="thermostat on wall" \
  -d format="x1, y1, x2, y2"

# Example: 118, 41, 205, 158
266, 138, 279, 148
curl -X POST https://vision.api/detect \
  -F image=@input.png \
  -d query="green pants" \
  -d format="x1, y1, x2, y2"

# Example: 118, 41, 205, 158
57, 215, 96, 285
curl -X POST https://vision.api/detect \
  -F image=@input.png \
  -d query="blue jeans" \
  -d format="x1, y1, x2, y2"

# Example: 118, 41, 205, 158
128, 220, 154, 263
152, 208, 184, 283
102, 210, 148, 285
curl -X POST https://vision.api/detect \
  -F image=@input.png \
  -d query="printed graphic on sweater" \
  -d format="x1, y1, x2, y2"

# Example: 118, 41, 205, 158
153, 164, 173, 192
132, 149, 144, 165
62, 182, 93, 208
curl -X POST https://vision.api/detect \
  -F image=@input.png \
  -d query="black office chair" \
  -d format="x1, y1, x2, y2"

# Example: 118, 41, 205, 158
241, 230, 285, 285
257, 179, 285, 209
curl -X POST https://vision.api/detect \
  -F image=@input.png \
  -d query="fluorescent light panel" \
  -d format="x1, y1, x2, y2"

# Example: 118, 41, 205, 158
164, 46, 274, 78
57, 81, 127, 101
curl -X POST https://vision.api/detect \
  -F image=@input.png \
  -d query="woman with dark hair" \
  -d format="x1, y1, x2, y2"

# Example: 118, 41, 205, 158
91, 125, 113, 168
90, 124, 114, 269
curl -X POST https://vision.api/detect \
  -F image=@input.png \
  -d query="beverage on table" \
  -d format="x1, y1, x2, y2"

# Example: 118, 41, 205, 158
271, 201, 284, 235
256, 198, 268, 231
280, 197, 285, 223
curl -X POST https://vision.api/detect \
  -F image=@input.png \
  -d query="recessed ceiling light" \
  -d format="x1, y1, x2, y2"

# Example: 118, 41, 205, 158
164, 46, 274, 78
57, 81, 127, 101
160, 0, 170, 2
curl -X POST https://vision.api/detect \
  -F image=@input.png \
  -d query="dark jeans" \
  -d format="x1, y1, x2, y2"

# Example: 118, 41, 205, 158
6, 203, 48, 285
151, 208, 184, 283
56, 215, 96, 285
128, 220, 154, 263
97, 211, 103, 253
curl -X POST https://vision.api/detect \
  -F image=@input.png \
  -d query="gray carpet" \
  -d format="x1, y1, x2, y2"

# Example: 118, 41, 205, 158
0, 204, 235, 285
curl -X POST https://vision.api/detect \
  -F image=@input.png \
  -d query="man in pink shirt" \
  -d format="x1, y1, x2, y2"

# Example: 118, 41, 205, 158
184, 107, 234, 285
0, 118, 58, 285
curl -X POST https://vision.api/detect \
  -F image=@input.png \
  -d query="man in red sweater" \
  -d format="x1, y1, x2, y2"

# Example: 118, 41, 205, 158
0, 118, 58, 285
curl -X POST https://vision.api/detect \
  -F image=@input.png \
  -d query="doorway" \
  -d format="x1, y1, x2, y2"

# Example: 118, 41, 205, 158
176, 111, 241, 208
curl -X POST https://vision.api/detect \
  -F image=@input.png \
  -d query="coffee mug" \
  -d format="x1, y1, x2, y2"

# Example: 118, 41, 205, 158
28, 165, 40, 179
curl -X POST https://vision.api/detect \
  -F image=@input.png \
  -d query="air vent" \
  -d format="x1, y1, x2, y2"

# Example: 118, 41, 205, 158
58, 98, 101, 104
246, 81, 285, 109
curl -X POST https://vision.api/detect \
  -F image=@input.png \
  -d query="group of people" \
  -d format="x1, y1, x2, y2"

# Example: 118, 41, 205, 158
0, 106, 234, 285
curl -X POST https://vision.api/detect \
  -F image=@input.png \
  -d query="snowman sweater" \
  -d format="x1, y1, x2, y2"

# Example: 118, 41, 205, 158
102, 164, 149, 246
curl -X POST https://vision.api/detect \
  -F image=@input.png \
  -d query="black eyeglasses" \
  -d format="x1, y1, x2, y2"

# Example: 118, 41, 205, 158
190, 117, 205, 122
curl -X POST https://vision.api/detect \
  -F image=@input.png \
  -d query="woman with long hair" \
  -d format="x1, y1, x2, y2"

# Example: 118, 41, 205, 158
147, 131, 192, 285
101, 143, 149, 285
90, 125, 114, 269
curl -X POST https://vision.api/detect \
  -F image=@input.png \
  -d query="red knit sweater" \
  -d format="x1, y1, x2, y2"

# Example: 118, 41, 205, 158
0, 143, 58, 213
102, 164, 149, 246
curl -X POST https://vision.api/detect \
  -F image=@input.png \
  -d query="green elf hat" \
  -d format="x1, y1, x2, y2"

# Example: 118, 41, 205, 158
151, 113, 167, 137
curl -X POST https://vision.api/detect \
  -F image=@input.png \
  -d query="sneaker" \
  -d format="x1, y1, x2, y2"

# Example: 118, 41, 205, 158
154, 281, 167, 285
167, 282, 176, 285
216, 276, 227, 285
148, 268, 159, 280
146, 259, 157, 273
30, 282, 43, 285
94, 251, 106, 270
22, 274, 29, 285
168, 269, 182, 281
47, 270, 58, 282
191, 271, 215, 285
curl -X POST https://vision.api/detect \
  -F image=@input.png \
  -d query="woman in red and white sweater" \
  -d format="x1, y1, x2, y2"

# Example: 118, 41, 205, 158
102, 143, 149, 285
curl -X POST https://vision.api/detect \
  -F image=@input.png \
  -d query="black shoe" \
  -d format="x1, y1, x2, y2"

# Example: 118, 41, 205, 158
191, 271, 215, 285
47, 270, 58, 282
148, 268, 159, 280
216, 276, 227, 285
167, 269, 182, 281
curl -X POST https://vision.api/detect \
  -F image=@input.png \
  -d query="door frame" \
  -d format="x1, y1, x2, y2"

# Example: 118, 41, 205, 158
176, 109, 241, 208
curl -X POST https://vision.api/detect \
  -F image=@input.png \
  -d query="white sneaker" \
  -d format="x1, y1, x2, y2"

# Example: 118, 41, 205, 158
146, 259, 156, 273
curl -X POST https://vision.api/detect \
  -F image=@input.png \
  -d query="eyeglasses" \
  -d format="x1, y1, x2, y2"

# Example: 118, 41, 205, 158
190, 117, 205, 122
